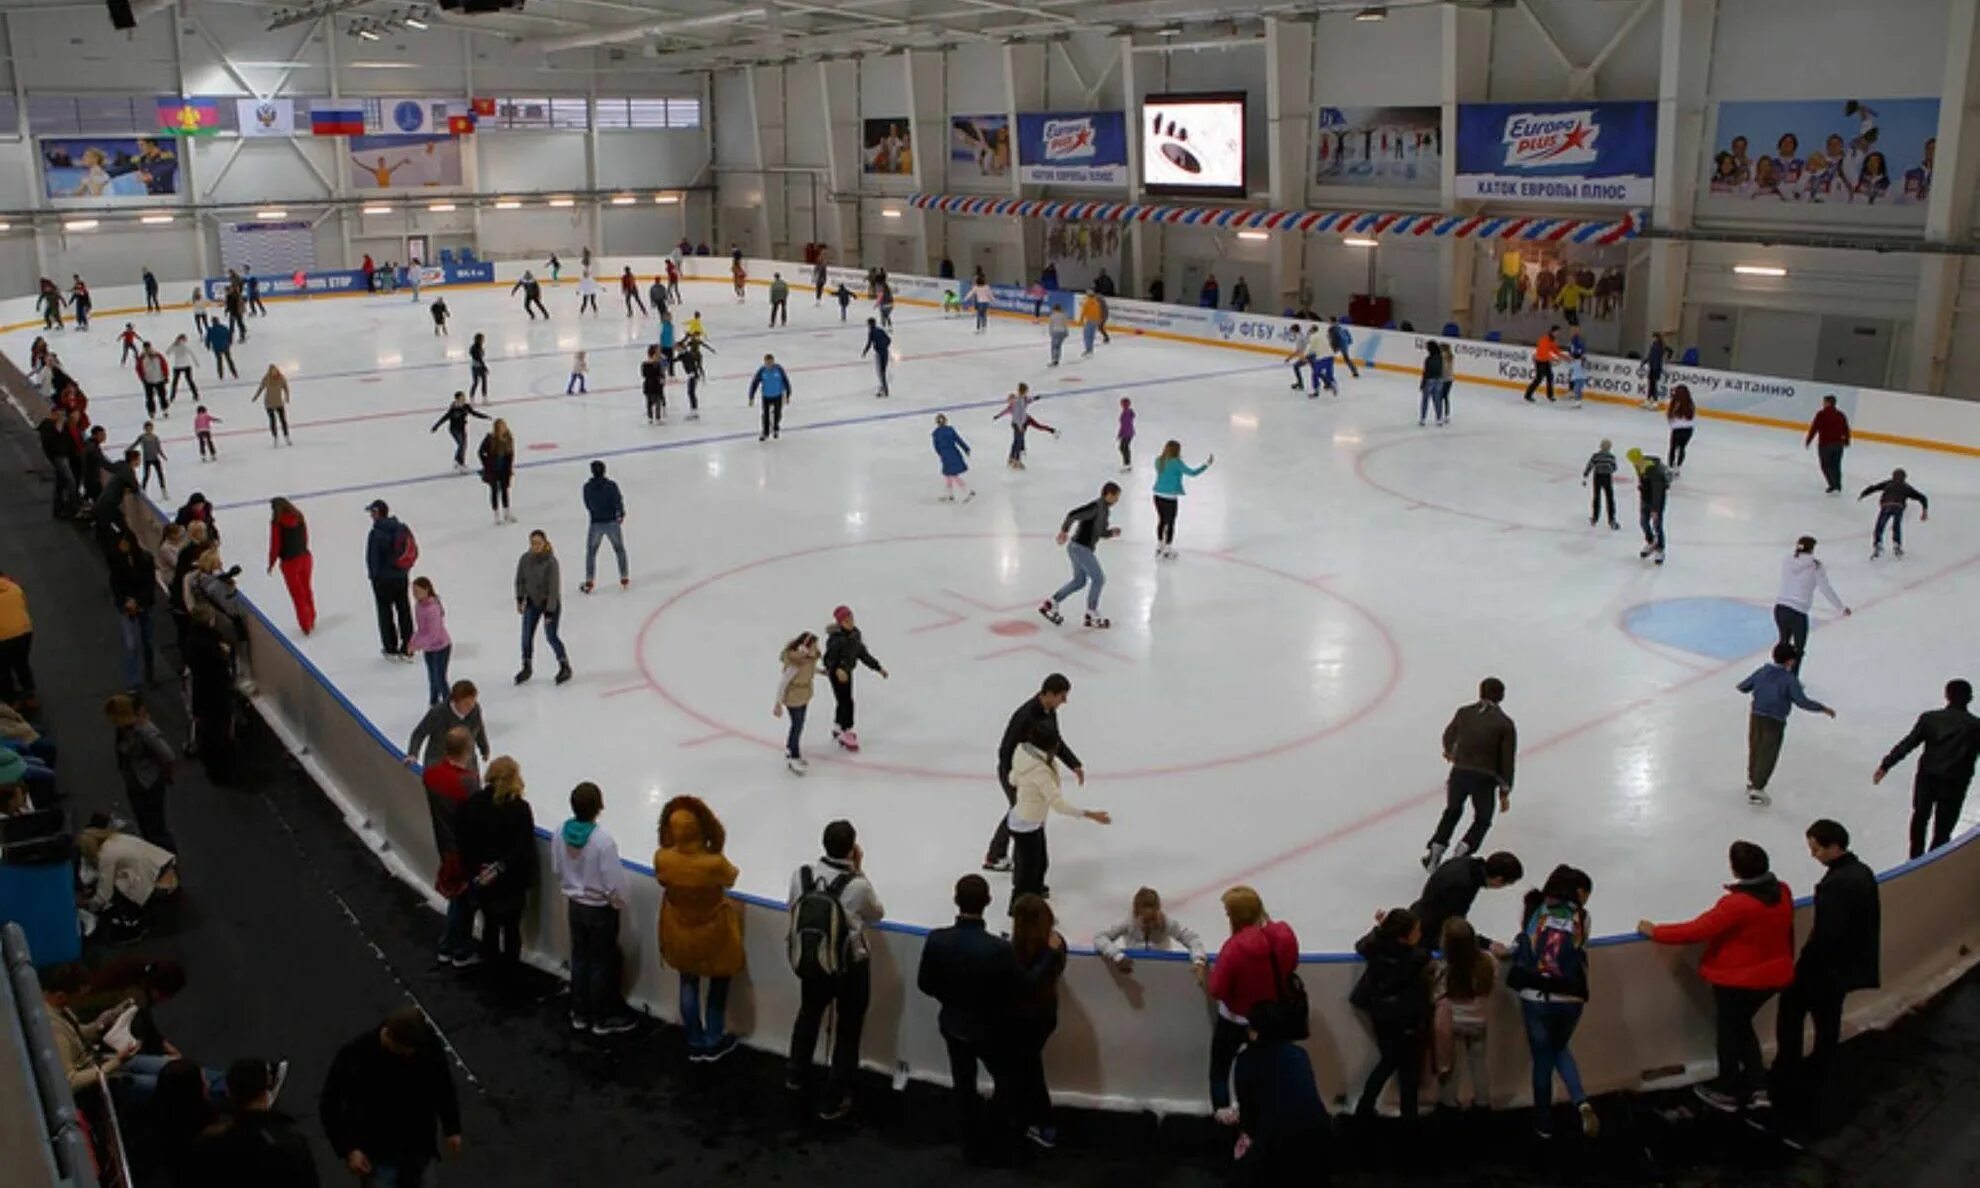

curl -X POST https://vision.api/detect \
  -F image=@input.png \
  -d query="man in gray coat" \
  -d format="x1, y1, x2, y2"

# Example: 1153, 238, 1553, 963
1423, 677, 1518, 870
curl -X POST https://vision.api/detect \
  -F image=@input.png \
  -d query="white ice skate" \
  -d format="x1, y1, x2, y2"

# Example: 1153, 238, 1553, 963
1038, 601, 1063, 626
1082, 613, 1111, 630
1747, 787, 1771, 807
1420, 842, 1446, 872
787, 756, 808, 775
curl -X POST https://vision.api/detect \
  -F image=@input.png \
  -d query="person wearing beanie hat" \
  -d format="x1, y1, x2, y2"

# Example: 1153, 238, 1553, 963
1626, 447, 1671, 565
822, 607, 887, 752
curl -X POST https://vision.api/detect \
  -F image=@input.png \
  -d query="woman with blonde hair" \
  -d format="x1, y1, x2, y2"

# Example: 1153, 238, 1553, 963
479, 418, 517, 525
249, 365, 292, 445
457, 755, 536, 972
1205, 885, 1300, 1123
653, 795, 743, 1062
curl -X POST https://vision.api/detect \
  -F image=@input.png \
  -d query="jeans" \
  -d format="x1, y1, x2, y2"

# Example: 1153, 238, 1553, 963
1640, 504, 1665, 551
1082, 323, 1096, 354
585, 522, 628, 583
1050, 544, 1106, 613
49, 458, 77, 517
1773, 604, 1809, 658
372, 577, 413, 654
1909, 772, 1969, 858
116, 1054, 225, 1106
422, 647, 451, 706
789, 961, 871, 1102
520, 603, 567, 665
440, 890, 476, 959
1010, 826, 1048, 910
567, 373, 587, 394
974, 303, 988, 330
1521, 998, 1587, 1133
1008, 425, 1027, 462
679, 975, 730, 1052
1209, 1015, 1247, 1110
568, 901, 627, 1024
1589, 474, 1615, 524
1747, 714, 1787, 790
470, 366, 488, 399
784, 703, 807, 758
1873, 506, 1904, 548
1428, 768, 1499, 853
1049, 333, 1065, 365
365, 1162, 430, 1188
1713, 984, 1775, 1099
119, 608, 155, 688
1356, 1019, 1425, 1119
1817, 443, 1845, 492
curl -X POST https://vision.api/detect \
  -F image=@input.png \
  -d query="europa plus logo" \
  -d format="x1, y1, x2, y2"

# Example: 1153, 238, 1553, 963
1041, 118, 1097, 161
1500, 110, 1600, 169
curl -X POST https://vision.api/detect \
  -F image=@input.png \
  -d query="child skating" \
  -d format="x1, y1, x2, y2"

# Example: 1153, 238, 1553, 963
835, 283, 854, 322
118, 323, 140, 365
932, 414, 974, 502
680, 334, 712, 421
1567, 351, 1589, 405
1040, 482, 1123, 629
1859, 468, 1928, 558
1117, 398, 1136, 472
430, 296, 449, 335
132, 421, 168, 497
1582, 438, 1620, 529
567, 350, 589, 395
1626, 447, 1671, 564
993, 384, 1057, 470
430, 391, 489, 471
1737, 642, 1836, 806
823, 606, 887, 752
194, 406, 221, 461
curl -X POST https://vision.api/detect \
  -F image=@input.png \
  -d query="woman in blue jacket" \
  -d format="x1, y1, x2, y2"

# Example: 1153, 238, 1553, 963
1151, 440, 1213, 559
931, 414, 973, 502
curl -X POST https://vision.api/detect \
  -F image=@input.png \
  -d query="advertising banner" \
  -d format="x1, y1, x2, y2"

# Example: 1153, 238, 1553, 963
202, 261, 495, 302
1015, 112, 1129, 187
862, 118, 914, 176
236, 98, 297, 138
950, 115, 1011, 185
40, 137, 181, 200
1315, 106, 1441, 190
1455, 101, 1657, 206
348, 133, 463, 189
1703, 97, 1937, 217
1142, 93, 1247, 198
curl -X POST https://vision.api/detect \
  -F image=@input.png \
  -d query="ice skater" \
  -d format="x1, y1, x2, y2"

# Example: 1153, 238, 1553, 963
932, 414, 973, 502
665, 256, 682, 302
1079, 292, 1103, 358
249, 365, 292, 445
479, 419, 517, 525
649, 274, 669, 319
204, 318, 237, 379
1874, 679, 1980, 858
189, 289, 208, 335
1737, 643, 1835, 807
1523, 327, 1563, 403
580, 460, 629, 593
267, 497, 316, 637
1305, 348, 1338, 398
1805, 395, 1851, 494
249, 274, 269, 315
812, 257, 829, 305
408, 577, 449, 705
824, 605, 887, 752
567, 350, 589, 395
468, 333, 490, 400
1859, 468, 1928, 558
129, 421, 167, 497
835, 282, 855, 322
1666, 384, 1697, 474
994, 384, 1056, 470
1327, 317, 1360, 378
1641, 332, 1668, 406
1582, 439, 1619, 529
768, 273, 789, 326
1626, 448, 1670, 564
193, 406, 220, 461
680, 334, 711, 420
1421, 678, 1517, 871
775, 631, 821, 773
966, 280, 993, 333
135, 341, 170, 417
1047, 304, 1070, 366
1774, 536, 1849, 660
431, 391, 488, 471
1039, 482, 1122, 630
731, 257, 748, 303
1005, 716, 1113, 911
748, 353, 792, 441
1418, 341, 1446, 426
166, 334, 200, 403
984, 674, 1085, 874
1151, 442, 1212, 559
118, 322, 140, 365
430, 296, 450, 336
621, 267, 647, 317
1566, 350, 1589, 405
1117, 398, 1135, 472
1286, 324, 1316, 390
514, 530, 572, 686
641, 346, 668, 424
942, 288, 962, 318
876, 282, 895, 329
510, 271, 550, 320
576, 271, 601, 316
658, 312, 678, 376
862, 318, 892, 397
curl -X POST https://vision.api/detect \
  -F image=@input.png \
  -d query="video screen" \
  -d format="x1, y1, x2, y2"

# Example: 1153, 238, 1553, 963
1142, 93, 1247, 198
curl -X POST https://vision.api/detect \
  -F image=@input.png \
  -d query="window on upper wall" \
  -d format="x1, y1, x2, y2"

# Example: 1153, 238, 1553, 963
594, 97, 703, 130
27, 95, 155, 135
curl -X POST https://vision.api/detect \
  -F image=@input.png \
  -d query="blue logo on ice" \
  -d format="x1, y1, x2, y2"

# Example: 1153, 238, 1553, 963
392, 100, 427, 133
1623, 598, 1777, 661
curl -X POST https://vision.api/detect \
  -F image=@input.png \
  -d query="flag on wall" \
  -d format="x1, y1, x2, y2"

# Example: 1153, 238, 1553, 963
447, 113, 476, 135
155, 97, 221, 136
381, 98, 449, 136
236, 98, 296, 138
471, 97, 497, 117
310, 104, 366, 136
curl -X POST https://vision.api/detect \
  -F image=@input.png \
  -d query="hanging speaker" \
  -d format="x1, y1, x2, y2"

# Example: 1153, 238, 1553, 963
107, 0, 137, 30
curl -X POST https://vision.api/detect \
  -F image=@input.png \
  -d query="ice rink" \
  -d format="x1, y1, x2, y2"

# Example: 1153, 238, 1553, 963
22, 278, 1980, 949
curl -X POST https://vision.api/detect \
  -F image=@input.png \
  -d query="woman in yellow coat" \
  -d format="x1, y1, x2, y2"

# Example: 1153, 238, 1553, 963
654, 795, 743, 1061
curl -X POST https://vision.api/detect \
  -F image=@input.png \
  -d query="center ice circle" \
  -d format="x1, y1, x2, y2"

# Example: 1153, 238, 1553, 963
635, 534, 1399, 780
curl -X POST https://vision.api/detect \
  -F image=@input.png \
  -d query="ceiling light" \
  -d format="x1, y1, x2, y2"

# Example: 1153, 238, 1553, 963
1343, 236, 1380, 248
1155, 26, 1182, 37
881, 208, 903, 219
257, 209, 288, 219
356, 28, 380, 40
404, 16, 427, 29
64, 219, 99, 231
1354, 5, 1387, 21
610, 195, 637, 205
493, 199, 522, 209
363, 204, 392, 214
548, 197, 575, 208
1734, 264, 1787, 277
428, 202, 456, 212
141, 214, 175, 225
654, 194, 679, 204
1236, 230, 1268, 241
0, 223, 11, 232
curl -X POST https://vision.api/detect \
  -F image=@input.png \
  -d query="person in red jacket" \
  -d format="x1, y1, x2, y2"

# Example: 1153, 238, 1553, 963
265, 496, 315, 635
1638, 840, 1795, 1113
1523, 326, 1563, 403
1804, 394, 1851, 494
423, 728, 481, 966
1206, 885, 1300, 1123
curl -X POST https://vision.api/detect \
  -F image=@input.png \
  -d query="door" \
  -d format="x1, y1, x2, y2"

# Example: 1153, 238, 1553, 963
1814, 316, 1892, 389
405, 234, 430, 267
1731, 308, 1819, 379
1691, 305, 1739, 370
880, 235, 920, 275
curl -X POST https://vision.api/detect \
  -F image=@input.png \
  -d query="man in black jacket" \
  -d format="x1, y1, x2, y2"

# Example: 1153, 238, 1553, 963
916, 875, 1017, 1161
37, 408, 78, 517
107, 531, 156, 689
1874, 679, 1980, 858
1411, 850, 1522, 952
1773, 818, 1880, 1124
982, 673, 1083, 872
192, 1058, 318, 1186
320, 1007, 463, 1184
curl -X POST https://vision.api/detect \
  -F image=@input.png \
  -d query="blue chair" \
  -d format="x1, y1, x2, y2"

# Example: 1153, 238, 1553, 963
458, 246, 478, 263
1485, 330, 1502, 343
1383, 320, 1397, 329
1442, 322, 1461, 337
1680, 347, 1700, 366
1282, 307, 1296, 319
438, 248, 456, 266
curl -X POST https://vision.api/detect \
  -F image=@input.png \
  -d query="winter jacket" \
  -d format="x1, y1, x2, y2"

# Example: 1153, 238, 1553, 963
916, 916, 1016, 1044
1352, 927, 1433, 1025
932, 424, 970, 475
1153, 457, 1207, 498
1006, 743, 1085, 829
1859, 478, 1928, 511
1797, 852, 1880, 992
455, 789, 537, 917
583, 475, 624, 523
1737, 662, 1829, 722
652, 807, 744, 978
252, 373, 288, 409
407, 596, 450, 654
319, 1026, 461, 1164
364, 516, 412, 583
514, 549, 561, 613
1637, 458, 1671, 510
267, 510, 308, 568
1533, 333, 1562, 364
1881, 704, 1980, 784
421, 762, 477, 897
748, 365, 792, 401
108, 546, 156, 610
997, 695, 1082, 784
823, 623, 881, 683
1411, 856, 1496, 952
204, 322, 232, 353
478, 438, 513, 485
1648, 875, 1796, 991
1442, 700, 1517, 787
1208, 920, 1301, 1022
1805, 406, 1851, 447
776, 645, 818, 708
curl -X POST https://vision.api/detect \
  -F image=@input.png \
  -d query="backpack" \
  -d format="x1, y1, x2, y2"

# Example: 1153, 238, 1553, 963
393, 523, 419, 570
1264, 928, 1310, 1041
787, 866, 858, 980
1508, 902, 1589, 997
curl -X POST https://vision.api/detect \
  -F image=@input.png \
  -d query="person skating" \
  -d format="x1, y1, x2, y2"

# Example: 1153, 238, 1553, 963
1772, 818, 1880, 1127
812, 256, 829, 304
430, 391, 488, 471
1774, 536, 1849, 661
264, 497, 315, 635
566, 349, 588, 395
429, 295, 449, 335
192, 406, 220, 462
1805, 395, 1851, 494
468, 333, 489, 400
1151, 442, 1212, 559
1116, 398, 1135, 472
1327, 316, 1360, 378
1522, 326, 1563, 402
665, 256, 682, 302
514, 530, 571, 686
1422, 677, 1517, 871
576, 270, 601, 316
862, 318, 892, 397
134, 341, 170, 419
204, 318, 237, 379
247, 273, 268, 316
1625, 447, 1670, 564
732, 256, 749, 303
1039, 483, 1122, 629
1582, 438, 1620, 529
775, 631, 821, 773
823, 605, 887, 752
1418, 340, 1445, 426
680, 333, 712, 420
249, 365, 292, 445
876, 280, 895, 328
641, 345, 668, 424
1666, 384, 1697, 474
649, 274, 669, 319
1046, 304, 1070, 367
658, 310, 678, 376
1078, 292, 1103, 358
1302, 338, 1338, 398
165, 334, 200, 403
983, 674, 1083, 874
478, 420, 517, 525
364, 500, 418, 661
510, 271, 550, 319
1858, 468, 1928, 558
993, 384, 1056, 470
748, 353, 793, 441
141, 265, 160, 313
931, 414, 974, 502
768, 272, 790, 326
131, 421, 168, 498
1641, 331, 1669, 406
1005, 717, 1112, 911
580, 460, 630, 593
1737, 643, 1835, 807
1874, 679, 1980, 858
118, 322, 140, 366
836, 282, 855, 323
619, 267, 646, 317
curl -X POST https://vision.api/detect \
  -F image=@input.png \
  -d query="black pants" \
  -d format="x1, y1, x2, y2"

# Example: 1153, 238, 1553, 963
1209, 1015, 1247, 1110
1909, 772, 1969, 858
1590, 473, 1615, 523
789, 961, 871, 1103
478, 906, 523, 963
1153, 495, 1178, 546
449, 427, 467, 466
985, 777, 1018, 863
831, 674, 855, 731
1563, 307, 1581, 326
127, 778, 175, 854
141, 460, 165, 493
1523, 361, 1555, 401
525, 295, 550, 319
170, 368, 198, 401
580, 294, 598, 314
213, 349, 237, 379
371, 576, 413, 654
567, 901, 626, 1023
1357, 1019, 1425, 1119
488, 478, 511, 511
1646, 362, 1663, 402
1118, 438, 1132, 468
142, 382, 167, 416
1009, 827, 1048, 910
227, 311, 247, 340
48, 460, 77, 518
645, 387, 665, 420
943, 1030, 1004, 1154
470, 366, 488, 399
770, 298, 787, 326
0, 632, 34, 699
250, 295, 267, 316
1713, 985, 1775, 1099
1428, 768, 1498, 852
1817, 444, 1845, 492
1774, 975, 1845, 1104
1232, 1121, 1329, 1188
997, 1016, 1056, 1131
1335, 344, 1359, 377
144, 289, 161, 313
264, 407, 289, 440
1669, 426, 1694, 468
760, 397, 784, 439
1774, 604, 1809, 658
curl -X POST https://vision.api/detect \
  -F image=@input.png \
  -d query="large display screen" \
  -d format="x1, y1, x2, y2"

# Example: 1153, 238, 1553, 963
1142, 93, 1247, 198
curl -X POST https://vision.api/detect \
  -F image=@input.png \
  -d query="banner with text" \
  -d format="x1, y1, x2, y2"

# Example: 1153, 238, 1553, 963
1015, 112, 1129, 188
1456, 101, 1657, 206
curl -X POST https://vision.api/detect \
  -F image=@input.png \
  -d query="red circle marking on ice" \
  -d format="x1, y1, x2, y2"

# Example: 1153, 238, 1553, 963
633, 533, 1403, 781
989, 619, 1037, 637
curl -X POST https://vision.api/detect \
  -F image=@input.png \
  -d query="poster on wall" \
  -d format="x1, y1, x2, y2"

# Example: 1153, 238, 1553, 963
1455, 101, 1656, 206
1014, 112, 1128, 187
40, 137, 181, 199
1315, 106, 1441, 189
1040, 221, 1125, 291
1476, 241, 1630, 354
862, 118, 914, 176
1142, 93, 1248, 198
1702, 98, 1937, 215
949, 115, 1011, 184
348, 133, 462, 189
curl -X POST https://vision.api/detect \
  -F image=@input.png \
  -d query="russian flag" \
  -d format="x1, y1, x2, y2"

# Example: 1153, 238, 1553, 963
310, 105, 365, 137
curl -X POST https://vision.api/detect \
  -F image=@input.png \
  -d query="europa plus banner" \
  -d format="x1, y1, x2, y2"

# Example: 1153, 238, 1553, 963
1015, 112, 1129, 188
1455, 101, 1657, 206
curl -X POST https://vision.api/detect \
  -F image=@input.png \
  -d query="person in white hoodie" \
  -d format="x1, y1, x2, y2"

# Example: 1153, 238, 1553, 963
1005, 718, 1111, 913
551, 782, 639, 1035
1094, 887, 1207, 982
165, 333, 201, 403
1773, 536, 1850, 664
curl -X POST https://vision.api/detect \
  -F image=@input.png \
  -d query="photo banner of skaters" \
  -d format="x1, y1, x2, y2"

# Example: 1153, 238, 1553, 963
1475, 240, 1631, 355
1314, 106, 1442, 191
862, 118, 914, 176
949, 114, 1011, 186
1700, 97, 1939, 228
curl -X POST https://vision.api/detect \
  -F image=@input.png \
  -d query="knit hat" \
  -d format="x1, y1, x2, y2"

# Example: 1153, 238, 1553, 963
0, 749, 26, 787
832, 605, 853, 624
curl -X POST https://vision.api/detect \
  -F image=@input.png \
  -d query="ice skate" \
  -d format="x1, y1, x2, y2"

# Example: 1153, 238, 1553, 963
581, 581, 595, 594
962, 489, 975, 503
555, 661, 573, 685
1038, 601, 1063, 626
1895, 544, 1905, 558
1654, 549, 1665, 565
1639, 544, 1657, 559
836, 729, 861, 753
786, 755, 808, 775
1083, 613, 1111, 629
1609, 519, 1620, 530
620, 577, 630, 589
1420, 842, 1446, 872
981, 856, 1012, 873
939, 493, 954, 503
1871, 544, 1883, 559
1448, 841, 1472, 863
1746, 785, 1770, 807
492, 509, 503, 525
514, 664, 533, 685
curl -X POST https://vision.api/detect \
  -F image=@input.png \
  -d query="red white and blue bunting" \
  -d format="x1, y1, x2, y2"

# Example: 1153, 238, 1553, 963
907, 194, 1645, 245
